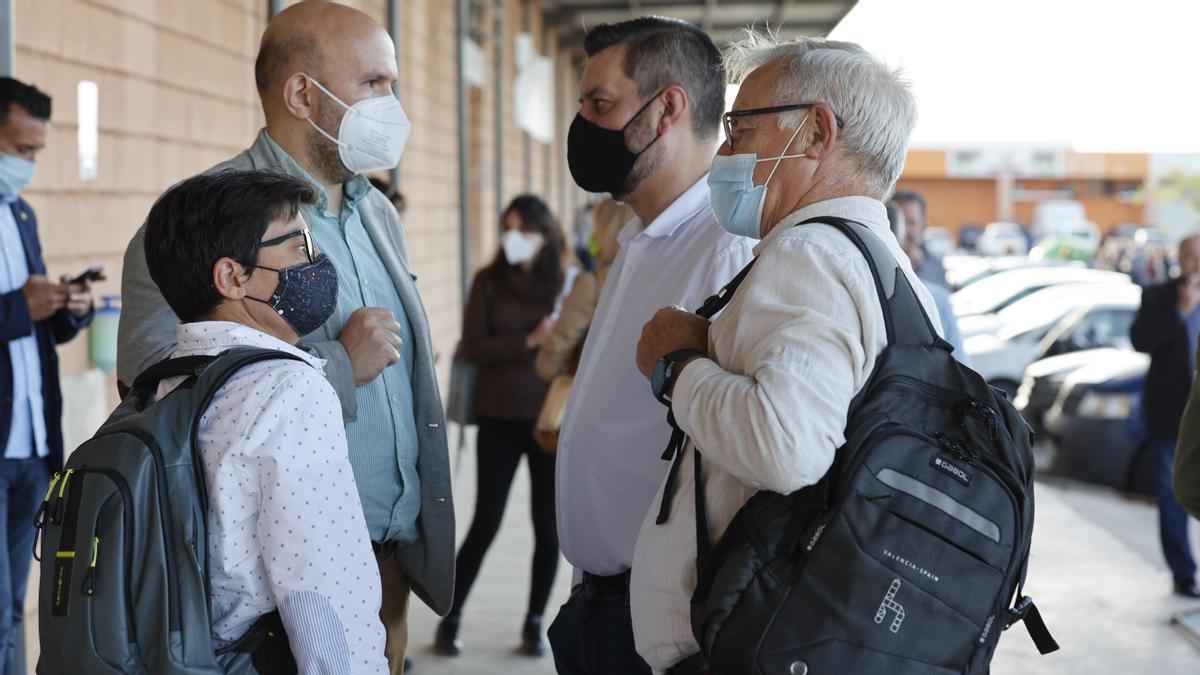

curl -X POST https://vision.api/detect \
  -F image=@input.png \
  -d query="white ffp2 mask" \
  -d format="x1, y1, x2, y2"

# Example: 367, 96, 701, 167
306, 76, 412, 174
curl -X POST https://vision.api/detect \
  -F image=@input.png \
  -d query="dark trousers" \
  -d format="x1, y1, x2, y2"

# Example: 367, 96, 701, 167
449, 417, 558, 619
548, 581, 652, 675
1153, 438, 1197, 583
0, 457, 48, 675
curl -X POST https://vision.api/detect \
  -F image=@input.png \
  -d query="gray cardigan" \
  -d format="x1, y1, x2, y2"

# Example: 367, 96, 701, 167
116, 129, 455, 615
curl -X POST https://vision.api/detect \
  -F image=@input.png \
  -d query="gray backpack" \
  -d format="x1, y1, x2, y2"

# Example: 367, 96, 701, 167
656, 218, 1058, 674
35, 348, 302, 674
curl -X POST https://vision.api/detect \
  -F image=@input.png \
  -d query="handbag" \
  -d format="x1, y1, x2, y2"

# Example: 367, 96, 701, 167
533, 374, 573, 453
445, 347, 478, 427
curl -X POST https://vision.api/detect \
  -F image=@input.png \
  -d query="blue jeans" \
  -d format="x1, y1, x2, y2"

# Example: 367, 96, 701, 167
1153, 438, 1197, 584
548, 586, 652, 675
0, 457, 49, 675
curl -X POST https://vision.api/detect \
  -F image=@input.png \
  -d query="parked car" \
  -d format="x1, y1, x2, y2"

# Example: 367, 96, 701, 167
924, 226, 955, 259
978, 221, 1030, 257
951, 266, 1133, 318
1015, 347, 1130, 437
957, 223, 984, 252
1043, 352, 1153, 496
945, 256, 1072, 292
964, 283, 1141, 397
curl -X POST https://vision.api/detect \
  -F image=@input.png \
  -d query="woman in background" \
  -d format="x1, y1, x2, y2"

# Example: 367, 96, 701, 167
435, 195, 565, 658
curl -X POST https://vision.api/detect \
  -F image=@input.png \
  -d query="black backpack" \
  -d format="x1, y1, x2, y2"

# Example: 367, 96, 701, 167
655, 217, 1058, 674
36, 348, 300, 674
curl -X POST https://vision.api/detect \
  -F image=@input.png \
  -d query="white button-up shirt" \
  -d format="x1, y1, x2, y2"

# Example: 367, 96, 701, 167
155, 322, 387, 674
0, 197, 47, 460
556, 176, 755, 577
630, 197, 941, 672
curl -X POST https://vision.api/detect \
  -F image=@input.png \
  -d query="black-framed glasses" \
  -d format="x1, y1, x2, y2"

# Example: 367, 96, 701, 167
722, 103, 845, 151
253, 226, 316, 264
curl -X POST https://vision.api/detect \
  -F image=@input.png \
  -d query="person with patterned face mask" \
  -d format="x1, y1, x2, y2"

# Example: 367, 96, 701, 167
116, 3, 454, 672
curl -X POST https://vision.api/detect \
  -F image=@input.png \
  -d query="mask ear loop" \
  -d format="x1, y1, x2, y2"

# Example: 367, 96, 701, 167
759, 113, 809, 187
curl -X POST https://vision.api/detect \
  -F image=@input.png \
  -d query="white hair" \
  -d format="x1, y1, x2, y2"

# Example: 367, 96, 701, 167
725, 31, 917, 195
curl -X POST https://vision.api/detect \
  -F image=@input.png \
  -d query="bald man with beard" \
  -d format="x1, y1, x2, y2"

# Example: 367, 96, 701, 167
117, 2, 454, 671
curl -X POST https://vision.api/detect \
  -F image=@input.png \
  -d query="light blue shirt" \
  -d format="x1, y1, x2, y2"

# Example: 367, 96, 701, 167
264, 134, 421, 544
0, 197, 48, 460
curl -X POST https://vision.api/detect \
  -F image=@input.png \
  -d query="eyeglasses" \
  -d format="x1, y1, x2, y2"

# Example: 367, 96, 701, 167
254, 226, 316, 264
722, 103, 845, 151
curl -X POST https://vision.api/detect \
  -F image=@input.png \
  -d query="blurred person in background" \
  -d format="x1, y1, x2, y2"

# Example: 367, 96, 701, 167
435, 195, 565, 658
892, 189, 946, 286
887, 199, 968, 365
1131, 234, 1200, 597
534, 196, 632, 381
0, 77, 95, 674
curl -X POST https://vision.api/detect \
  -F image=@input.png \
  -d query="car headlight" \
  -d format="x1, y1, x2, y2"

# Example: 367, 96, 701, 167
1074, 391, 1132, 420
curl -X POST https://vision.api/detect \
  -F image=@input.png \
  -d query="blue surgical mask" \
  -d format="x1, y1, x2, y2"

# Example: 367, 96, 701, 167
707, 117, 807, 239
0, 154, 36, 199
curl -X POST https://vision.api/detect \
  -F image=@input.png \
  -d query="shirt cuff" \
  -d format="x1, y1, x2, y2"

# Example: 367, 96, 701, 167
669, 356, 719, 436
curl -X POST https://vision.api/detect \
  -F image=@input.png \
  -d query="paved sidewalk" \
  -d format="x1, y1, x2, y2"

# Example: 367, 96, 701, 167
407, 428, 1200, 674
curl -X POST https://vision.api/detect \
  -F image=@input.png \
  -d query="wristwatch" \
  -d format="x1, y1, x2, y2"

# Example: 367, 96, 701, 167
651, 348, 705, 405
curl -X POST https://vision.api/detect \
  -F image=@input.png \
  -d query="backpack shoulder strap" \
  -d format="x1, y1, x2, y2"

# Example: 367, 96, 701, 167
799, 216, 942, 348
188, 347, 309, 422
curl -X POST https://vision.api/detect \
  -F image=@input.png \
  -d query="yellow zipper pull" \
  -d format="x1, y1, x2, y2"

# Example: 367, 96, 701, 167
81, 537, 99, 596
50, 469, 74, 525
33, 472, 61, 529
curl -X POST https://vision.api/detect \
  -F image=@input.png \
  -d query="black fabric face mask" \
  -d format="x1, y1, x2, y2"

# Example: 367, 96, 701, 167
566, 90, 665, 194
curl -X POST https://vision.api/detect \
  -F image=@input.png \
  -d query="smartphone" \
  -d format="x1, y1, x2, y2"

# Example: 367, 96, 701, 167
70, 267, 104, 285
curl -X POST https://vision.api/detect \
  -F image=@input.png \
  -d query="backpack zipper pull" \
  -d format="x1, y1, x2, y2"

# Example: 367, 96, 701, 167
49, 469, 74, 525
33, 472, 61, 529
80, 537, 99, 596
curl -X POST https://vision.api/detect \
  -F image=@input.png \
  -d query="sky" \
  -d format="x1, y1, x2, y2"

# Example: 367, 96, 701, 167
828, 0, 1200, 153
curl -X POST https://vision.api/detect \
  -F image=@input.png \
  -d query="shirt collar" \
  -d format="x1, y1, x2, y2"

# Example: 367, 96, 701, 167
754, 196, 889, 255
618, 173, 712, 245
260, 130, 371, 215
173, 321, 325, 371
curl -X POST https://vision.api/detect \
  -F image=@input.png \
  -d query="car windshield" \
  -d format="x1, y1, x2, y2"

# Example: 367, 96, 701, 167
952, 273, 1048, 316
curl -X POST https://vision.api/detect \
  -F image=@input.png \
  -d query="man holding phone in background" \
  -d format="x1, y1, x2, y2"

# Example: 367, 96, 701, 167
0, 76, 95, 672
1131, 234, 1200, 598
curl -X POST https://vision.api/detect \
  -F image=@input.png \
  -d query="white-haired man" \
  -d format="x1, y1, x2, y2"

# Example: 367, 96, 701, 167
629, 34, 940, 673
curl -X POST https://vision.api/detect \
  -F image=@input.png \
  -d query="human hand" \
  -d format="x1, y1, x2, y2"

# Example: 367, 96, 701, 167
525, 316, 556, 349
22, 275, 69, 321
636, 306, 709, 381
339, 307, 403, 386
60, 275, 100, 318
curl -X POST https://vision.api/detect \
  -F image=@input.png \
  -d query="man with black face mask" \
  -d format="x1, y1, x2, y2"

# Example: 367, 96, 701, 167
548, 17, 754, 675
116, 3, 453, 672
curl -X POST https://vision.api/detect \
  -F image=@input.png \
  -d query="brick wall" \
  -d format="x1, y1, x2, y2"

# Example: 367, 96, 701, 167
11, 0, 586, 395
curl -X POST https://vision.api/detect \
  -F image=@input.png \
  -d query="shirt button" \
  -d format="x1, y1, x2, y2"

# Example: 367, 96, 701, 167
361, 276, 369, 286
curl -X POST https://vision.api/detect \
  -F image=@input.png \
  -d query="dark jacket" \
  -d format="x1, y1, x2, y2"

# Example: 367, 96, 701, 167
1130, 280, 1192, 441
1, 198, 92, 473
462, 264, 555, 421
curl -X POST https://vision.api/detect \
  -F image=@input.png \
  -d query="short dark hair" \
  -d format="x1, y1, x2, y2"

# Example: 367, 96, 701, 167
583, 17, 725, 139
0, 77, 51, 125
144, 170, 316, 322
254, 31, 321, 95
891, 190, 926, 217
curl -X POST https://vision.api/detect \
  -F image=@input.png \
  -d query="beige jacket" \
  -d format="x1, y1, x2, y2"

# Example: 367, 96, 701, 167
535, 198, 632, 380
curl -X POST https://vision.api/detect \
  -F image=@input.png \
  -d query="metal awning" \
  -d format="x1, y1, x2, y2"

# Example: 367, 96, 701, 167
540, 0, 858, 50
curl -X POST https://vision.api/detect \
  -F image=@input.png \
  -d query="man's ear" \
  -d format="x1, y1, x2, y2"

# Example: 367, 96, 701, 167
655, 85, 690, 136
802, 103, 840, 160
212, 258, 251, 302
281, 73, 318, 121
